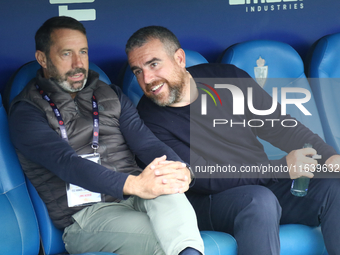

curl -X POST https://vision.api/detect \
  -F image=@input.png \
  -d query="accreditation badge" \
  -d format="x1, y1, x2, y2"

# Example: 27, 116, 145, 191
66, 153, 105, 207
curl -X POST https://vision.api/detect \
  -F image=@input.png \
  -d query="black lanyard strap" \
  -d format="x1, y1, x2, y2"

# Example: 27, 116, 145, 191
91, 95, 99, 151
36, 84, 99, 150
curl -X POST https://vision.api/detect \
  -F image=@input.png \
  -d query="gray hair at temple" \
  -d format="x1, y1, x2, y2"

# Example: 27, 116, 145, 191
125, 26, 181, 57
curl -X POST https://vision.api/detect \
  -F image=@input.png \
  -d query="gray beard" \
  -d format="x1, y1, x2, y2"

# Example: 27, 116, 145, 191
46, 55, 87, 93
56, 78, 87, 93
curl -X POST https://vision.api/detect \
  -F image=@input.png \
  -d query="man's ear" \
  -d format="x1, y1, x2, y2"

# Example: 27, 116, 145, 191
174, 48, 186, 68
35, 50, 47, 69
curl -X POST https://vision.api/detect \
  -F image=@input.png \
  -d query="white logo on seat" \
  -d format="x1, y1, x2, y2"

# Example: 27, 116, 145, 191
254, 56, 268, 88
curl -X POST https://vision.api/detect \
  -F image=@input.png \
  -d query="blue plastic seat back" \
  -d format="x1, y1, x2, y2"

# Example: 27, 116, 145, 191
308, 33, 340, 153
220, 40, 325, 159
122, 49, 208, 106
0, 94, 40, 255
5, 60, 113, 255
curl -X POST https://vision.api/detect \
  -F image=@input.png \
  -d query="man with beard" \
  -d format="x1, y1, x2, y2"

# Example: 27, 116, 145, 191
127, 26, 340, 255
8, 17, 204, 255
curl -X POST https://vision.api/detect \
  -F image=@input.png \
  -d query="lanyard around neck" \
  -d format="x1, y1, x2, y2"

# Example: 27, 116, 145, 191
35, 84, 100, 151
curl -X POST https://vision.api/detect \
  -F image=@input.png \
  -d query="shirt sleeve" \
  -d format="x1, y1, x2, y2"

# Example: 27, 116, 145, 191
137, 96, 279, 194
143, 120, 278, 194
9, 101, 129, 199
111, 85, 186, 166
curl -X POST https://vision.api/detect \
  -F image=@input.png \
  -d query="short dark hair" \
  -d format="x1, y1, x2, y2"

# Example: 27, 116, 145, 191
125, 26, 181, 56
35, 16, 86, 55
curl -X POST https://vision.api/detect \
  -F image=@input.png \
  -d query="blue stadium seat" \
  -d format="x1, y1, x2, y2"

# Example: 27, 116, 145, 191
202, 220, 328, 255
219, 39, 325, 160
219, 40, 328, 255
0, 94, 114, 255
0, 94, 40, 255
279, 225, 327, 255
307, 32, 340, 153
122, 49, 208, 106
3, 61, 115, 255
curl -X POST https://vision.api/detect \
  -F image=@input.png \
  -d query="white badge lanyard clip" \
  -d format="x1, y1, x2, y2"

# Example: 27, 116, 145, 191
36, 85, 104, 207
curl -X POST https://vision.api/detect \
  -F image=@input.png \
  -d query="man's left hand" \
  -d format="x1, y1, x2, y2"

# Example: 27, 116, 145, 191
155, 160, 191, 191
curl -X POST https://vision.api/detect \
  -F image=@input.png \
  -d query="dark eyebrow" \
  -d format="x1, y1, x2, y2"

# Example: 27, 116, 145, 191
60, 47, 88, 53
130, 57, 162, 72
130, 65, 139, 72
145, 57, 161, 66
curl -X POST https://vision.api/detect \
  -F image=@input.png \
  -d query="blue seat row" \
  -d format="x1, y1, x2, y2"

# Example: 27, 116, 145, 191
3, 32, 339, 255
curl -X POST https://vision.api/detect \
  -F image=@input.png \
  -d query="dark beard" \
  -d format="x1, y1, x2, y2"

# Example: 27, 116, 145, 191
147, 72, 186, 107
149, 81, 182, 107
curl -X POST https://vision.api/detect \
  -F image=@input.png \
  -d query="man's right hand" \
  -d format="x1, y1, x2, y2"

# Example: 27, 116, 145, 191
123, 155, 190, 199
286, 147, 316, 179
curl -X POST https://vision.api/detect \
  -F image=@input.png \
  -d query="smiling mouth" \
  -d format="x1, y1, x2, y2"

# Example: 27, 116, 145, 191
69, 73, 84, 80
151, 83, 164, 93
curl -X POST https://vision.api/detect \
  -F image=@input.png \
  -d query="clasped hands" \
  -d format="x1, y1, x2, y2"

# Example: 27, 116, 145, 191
123, 155, 191, 199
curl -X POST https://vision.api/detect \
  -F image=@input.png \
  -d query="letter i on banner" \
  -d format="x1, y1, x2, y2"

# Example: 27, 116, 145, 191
50, 0, 96, 21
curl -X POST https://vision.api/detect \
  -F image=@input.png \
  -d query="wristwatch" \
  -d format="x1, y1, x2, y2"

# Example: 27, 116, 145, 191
185, 163, 195, 184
